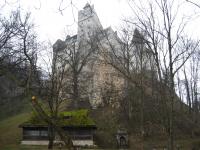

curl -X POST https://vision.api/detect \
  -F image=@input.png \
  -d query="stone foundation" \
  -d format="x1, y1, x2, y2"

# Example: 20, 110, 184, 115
73, 140, 94, 146
21, 140, 49, 145
21, 140, 94, 146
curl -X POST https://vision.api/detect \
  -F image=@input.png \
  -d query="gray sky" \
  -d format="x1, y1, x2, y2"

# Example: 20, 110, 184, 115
1, 0, 200, 43
1, 0, 132, 43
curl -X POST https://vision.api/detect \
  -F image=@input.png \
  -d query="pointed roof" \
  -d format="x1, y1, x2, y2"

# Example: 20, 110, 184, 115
83, 2, 91, 9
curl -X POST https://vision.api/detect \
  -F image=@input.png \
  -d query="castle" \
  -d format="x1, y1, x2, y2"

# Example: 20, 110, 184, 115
53, 3, 152, 108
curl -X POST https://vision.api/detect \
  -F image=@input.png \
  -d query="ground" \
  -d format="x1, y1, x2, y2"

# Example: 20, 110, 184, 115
1, 112, 200, 149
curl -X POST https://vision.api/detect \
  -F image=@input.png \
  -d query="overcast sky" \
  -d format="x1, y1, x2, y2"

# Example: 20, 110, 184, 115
1, 0, 200, 43
1, 0, 133, 43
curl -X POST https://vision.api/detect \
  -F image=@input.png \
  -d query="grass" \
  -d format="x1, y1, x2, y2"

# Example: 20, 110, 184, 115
0, 112, 56, 149
0, 145, 48, 150
0, 112, 31, 149
129, 136, 200, 150
0, 95, 31, 121
22, 109, 95, 127
60, 109, 95, 126
61, 109, 88, 116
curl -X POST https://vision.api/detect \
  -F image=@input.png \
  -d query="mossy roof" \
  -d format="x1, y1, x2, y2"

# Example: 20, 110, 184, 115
20, 109, 96, 127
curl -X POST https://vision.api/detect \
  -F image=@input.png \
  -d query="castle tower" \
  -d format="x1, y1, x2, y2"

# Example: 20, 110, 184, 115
77, 3, 103, 41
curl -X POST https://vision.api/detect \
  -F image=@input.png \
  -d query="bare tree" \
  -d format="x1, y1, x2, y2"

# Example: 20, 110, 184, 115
0, 8, 71, 149
180, 38, 200, 130
17, 12, 39, 94
126, 0, 199, 149
31, 34, 98, 148
53, 34, 98, 109
186, 0, 200, 8
29, 42, 74, 149
0, 9, 40, 94
31, 96, 73, 149
0, 10, 25, 72
94, 21, 154, 148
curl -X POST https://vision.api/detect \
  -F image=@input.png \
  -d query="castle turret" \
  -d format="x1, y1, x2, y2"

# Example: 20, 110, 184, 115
77, 3, 103, 41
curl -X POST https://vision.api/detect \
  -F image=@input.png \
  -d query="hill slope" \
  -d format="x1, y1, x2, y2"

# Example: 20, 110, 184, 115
1, 111, 200, 149
0, 113, 30, 149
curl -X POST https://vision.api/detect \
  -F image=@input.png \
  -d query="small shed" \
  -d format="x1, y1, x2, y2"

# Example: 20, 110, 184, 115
19, 109, 97, 147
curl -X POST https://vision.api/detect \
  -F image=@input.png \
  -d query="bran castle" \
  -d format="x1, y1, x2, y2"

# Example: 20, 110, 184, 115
53, 3, 152, 108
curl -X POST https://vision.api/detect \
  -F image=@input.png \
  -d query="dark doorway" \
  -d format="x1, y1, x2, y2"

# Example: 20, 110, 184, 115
119, 136, 127, 147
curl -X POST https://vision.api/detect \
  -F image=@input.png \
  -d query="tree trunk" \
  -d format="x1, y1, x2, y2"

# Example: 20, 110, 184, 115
183, 67, 192, 113
73, 72, 79, 109
48, 124, 55, 149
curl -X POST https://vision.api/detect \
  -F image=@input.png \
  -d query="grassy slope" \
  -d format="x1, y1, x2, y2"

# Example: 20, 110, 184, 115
0, 112, 56, 150
0, 96, 31, 121
0, 113, 30, 149
1, 111, 200, 150
91, 107, 200, 149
